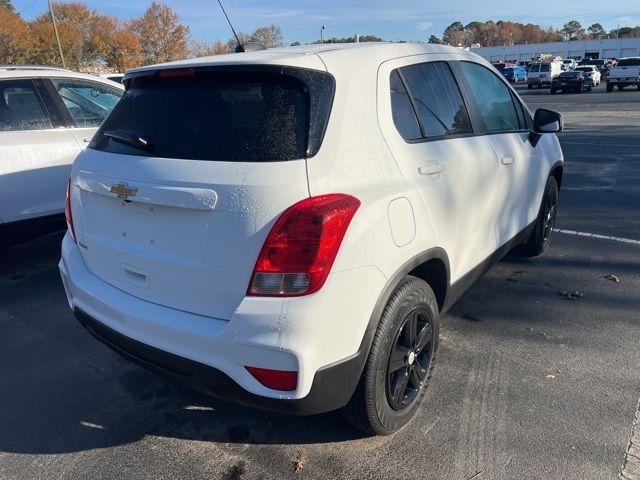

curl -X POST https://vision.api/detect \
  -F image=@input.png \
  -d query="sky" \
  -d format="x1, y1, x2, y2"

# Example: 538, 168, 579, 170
11, 0, 640, 44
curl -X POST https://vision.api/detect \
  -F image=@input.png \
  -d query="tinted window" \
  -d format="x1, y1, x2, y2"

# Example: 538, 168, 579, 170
618, 58, 640, 67
540, 64, 550, 72
52, 79, 122, 128
91, 69, 334, 162
0, 80, 52, 131
503, 68, 514, 74
530, 64, 540, 73
398, 62, 472, 138
459, 62, 522, 133
390, 70, 421, 140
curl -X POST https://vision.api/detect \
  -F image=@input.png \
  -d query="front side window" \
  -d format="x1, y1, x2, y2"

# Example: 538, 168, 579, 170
51, 79, 122, 128
397, 62, 472, 138
458, 62, 523, 133
0, 79, 52, 132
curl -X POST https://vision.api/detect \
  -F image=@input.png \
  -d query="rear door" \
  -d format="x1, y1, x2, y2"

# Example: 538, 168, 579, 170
456, 61, 544, 246
0, 78, 78, 224
378, 57, 499, 282
70, 67, 334, 320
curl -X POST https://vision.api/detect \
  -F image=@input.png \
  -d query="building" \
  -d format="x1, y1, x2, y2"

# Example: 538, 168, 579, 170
471, 37, 640, 63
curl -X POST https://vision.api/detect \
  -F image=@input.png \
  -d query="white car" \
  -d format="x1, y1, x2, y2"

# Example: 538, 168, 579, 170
0, 66, 123, 248
59, 44, 564, 435
527, 61, 564, 88
575, 65, 602, 86
607, 57, 640, 91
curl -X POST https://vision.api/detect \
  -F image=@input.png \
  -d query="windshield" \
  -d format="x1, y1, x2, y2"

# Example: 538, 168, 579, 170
90, 68, 335, 162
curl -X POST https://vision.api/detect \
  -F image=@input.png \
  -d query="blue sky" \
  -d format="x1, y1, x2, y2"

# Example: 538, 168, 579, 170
12, 0, 640, 44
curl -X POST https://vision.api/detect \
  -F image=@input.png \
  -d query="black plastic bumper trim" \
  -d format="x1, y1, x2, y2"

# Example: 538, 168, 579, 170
74, 308, 370, 415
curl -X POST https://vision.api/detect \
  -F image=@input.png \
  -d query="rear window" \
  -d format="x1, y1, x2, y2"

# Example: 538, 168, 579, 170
90, 68, 335, 162
559, 72, 580, 77
540, 64, 550, 72
530, 64, 540, 73
617, 58, 640, 67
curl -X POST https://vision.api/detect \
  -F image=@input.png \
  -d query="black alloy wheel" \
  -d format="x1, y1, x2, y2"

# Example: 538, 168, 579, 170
386, 307, 434, 411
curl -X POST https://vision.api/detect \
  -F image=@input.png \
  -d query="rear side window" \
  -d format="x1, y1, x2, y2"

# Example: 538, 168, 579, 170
618, 58, 640, 67
540, 64, 550, 72
395, 62, 472, 139
390, 70, 421, 140
52, 79, 122, 128
529, 64, 540, 73
90, 68, 335, 162
458, 62, 523, 133
0, 79, 52, 131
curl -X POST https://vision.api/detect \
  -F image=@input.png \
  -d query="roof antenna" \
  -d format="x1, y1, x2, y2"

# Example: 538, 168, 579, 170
217, 0, 243, 52
216, 0, 266, 53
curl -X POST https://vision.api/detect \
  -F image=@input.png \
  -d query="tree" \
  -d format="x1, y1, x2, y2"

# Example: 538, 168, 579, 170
190, 39, 228, 57
290, 41, 301, 46
251, 24, 283, 48
428, 34, 442, 44
0, 0, 14, 11
104, 26, 141, 72
130, 1, 190, 64
225, 31, 252, 51
562, 20, 584, 41
0, 8, 27, 63
587, 23, 606, 39
442, 21, 464, 45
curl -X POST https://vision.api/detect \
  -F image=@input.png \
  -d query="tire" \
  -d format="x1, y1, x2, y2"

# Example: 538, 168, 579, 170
528, 84, 532, 90
607, 83, 614, 92
637, 84, 640, 91
518, 176, 559, 257
618, 84, 624, 91
341, 276, 439, 436
550, 89, 556, 94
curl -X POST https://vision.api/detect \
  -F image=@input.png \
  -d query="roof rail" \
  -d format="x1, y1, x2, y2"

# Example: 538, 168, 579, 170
0, 64, 73, 72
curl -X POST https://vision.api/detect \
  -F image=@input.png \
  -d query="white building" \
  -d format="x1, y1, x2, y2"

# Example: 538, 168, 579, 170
471, 37, 640, 63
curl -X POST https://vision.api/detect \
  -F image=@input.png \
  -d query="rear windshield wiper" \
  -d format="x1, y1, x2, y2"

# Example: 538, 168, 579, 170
103, 130, 150, 150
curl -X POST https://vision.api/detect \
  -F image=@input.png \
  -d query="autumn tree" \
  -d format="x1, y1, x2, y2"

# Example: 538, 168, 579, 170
0, 8, 28, 63
190, 39, 228, 57
130, 1, 190, 64
251, 24, 283, 48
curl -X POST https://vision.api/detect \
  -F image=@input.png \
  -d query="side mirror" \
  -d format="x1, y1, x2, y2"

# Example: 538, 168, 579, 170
533, 108, 563, 134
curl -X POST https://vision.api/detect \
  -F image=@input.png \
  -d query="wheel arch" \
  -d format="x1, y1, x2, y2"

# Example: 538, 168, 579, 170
550, 161, 563, 190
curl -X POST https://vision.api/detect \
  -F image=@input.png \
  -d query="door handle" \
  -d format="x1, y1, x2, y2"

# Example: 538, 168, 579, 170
83, 137, 91, 143
418, 164, 446, 176
501, 156, 515, 165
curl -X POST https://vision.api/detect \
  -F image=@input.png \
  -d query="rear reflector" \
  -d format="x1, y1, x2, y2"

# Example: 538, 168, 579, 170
245, 366, 298, 391
248, 194, 360, 297
65, 178, 77, 242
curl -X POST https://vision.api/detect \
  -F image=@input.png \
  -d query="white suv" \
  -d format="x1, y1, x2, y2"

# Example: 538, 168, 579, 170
0, 66, 123, 248
59, 44, 564, 435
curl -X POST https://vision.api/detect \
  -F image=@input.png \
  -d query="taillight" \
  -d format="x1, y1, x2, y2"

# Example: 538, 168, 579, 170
248, 194, 361, 297
65, 178, 77, 243
245, 366, 297, 391
157, 68, 194, 78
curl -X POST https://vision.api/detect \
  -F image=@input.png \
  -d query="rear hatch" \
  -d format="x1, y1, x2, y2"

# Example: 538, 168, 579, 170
72, 65, 335, 319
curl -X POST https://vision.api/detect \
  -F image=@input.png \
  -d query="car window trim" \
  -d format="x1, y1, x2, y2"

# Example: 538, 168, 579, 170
38, 78, 75, 127
393, 61, 478, 144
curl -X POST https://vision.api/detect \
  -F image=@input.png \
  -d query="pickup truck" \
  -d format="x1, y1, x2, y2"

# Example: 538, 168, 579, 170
607, 57, 640, 91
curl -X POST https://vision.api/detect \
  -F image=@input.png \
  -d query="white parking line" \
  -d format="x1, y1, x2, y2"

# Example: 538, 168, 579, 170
620, 397, 640, 479
554, 229, 640, 246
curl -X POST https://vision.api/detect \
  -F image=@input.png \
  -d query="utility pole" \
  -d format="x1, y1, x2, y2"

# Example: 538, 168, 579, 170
320, 25, 325, 44
48, 0, 66, 68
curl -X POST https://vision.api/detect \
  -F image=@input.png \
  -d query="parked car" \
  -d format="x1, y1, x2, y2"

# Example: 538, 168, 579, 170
501, 66, 528, 82
606, 57, 640, 91
0, 66, 123, 249
528, 61, 563, 88
562, 59, 577, 71
59, 43, 564, 435
551, 71, 592, 94
574, 65, 601, 86
579, 58, 609, 77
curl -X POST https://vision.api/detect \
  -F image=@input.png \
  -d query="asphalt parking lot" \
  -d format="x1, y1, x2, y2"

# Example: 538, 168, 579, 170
1, 82, 639, 480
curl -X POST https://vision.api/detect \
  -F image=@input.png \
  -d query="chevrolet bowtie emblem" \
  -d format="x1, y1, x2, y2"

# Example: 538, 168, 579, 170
109, 183, 138, 200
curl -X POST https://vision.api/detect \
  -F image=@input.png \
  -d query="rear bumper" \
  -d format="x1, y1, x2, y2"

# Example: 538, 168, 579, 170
74, 307, 372, 415
608, 78, 640, 86
59, 232, 385, 414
